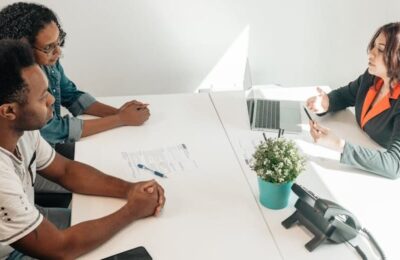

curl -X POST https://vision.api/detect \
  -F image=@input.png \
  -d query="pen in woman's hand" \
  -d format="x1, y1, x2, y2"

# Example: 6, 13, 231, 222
303, 106, 314, 123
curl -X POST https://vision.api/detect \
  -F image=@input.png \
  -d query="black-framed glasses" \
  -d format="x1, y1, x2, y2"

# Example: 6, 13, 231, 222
33, 33, 65, 56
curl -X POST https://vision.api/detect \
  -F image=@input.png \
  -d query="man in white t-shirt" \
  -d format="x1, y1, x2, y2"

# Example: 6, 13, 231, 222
0, 40, 165, 259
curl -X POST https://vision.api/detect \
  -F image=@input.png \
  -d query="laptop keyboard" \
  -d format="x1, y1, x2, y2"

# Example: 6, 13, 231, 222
259, 99, 280, 129
247, 99, 280, 130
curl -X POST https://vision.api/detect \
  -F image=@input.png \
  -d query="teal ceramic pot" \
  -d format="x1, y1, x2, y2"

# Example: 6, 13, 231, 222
257, 177, 293, 209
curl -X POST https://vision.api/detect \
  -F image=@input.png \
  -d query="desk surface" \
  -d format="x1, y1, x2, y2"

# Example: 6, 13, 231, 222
72, 93, 281, 260
210, 87, 398, 260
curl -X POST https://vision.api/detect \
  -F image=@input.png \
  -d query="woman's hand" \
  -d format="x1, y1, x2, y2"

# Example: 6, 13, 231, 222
306, 87, 329, 113
309, 121, 345, 152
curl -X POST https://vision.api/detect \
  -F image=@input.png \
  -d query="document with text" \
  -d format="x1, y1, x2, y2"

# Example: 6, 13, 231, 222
122, 143, 198, 178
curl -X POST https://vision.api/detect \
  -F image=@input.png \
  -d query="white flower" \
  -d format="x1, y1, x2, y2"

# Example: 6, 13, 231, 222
250, 137, 306, 184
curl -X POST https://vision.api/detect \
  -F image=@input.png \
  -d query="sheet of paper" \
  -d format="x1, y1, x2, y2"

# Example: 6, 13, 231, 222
122, 143, 198, 178
238, 136, 262, 166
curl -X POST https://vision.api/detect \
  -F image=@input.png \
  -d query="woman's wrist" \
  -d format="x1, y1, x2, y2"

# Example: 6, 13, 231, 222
337, 138, 345, 153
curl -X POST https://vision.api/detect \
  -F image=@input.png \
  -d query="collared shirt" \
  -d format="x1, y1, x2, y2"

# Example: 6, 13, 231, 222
40, 61, 96, 145
360, 78, 400, 128
0, 131, 55, 259
327, 70, 400, 179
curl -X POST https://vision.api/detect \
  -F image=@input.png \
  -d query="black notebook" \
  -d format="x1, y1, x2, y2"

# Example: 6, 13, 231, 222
102, 246, 152, 260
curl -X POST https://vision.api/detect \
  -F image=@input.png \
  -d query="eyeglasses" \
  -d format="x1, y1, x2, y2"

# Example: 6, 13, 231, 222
33, 33, 65, 56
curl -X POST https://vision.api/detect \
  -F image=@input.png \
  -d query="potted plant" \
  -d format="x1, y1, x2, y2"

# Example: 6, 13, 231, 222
250, 137, 306, 209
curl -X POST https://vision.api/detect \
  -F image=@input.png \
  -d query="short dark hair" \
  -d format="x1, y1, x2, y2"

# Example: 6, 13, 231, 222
0, 39, 35, 105
0, 2, 66, 47
368, 22, 400, 84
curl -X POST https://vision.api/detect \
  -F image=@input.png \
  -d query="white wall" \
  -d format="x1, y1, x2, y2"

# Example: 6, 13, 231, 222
1, 0, 399, 96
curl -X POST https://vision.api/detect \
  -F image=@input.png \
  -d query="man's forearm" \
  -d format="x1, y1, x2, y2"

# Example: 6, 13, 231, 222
11, 206, 137, 260
81, 115, 123, 137
57, 204, 138, 259
84, 101, 118, 117
58, 160, 131, 198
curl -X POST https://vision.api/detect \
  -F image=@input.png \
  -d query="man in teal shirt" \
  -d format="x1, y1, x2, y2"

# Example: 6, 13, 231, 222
0, 2, 151, 205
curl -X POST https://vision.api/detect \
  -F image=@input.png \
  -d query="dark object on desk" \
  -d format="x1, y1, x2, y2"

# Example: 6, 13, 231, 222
102, 246, 152, 260
282, 184, 386, 260
282, 183, 361, 251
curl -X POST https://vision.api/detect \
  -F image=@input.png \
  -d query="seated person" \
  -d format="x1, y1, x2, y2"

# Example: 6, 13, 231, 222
0, 39, 165, 260
306, 22, 400, 179
0, 2, 151, 204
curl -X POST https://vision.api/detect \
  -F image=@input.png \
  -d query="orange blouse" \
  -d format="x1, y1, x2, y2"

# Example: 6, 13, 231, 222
360, 78, 400, 128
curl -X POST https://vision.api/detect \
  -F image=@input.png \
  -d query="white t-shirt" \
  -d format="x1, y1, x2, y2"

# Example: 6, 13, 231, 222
0, 131, 55, 259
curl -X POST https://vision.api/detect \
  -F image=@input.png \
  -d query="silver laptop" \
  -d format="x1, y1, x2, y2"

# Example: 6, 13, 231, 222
247, 99, 302, 133
244, 60, 301, 133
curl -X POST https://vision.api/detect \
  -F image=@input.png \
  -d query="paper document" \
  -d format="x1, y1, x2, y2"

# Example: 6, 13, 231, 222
238, 136, 263, 166
122, 143, 198, 178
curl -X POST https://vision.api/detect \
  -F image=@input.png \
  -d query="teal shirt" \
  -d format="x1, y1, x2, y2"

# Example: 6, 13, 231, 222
40, 61, 96, 145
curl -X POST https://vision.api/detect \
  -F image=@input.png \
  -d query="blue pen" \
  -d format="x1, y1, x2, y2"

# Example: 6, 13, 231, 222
137, 164, 168, 178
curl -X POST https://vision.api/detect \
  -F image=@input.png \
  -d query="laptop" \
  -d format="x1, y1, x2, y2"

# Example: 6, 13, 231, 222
244, 60, 302, 133
247, 99, 302, 133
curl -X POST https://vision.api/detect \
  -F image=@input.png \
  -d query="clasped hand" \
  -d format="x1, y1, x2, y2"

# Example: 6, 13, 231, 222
118, 100, 150, 126
126, 180, 166, 218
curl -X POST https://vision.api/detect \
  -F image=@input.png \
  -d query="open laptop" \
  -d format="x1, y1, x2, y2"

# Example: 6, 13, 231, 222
244, 60, 302, 133
247, 99, 302, 133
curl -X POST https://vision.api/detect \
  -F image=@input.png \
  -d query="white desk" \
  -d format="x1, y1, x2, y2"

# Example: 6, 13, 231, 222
210, 87, 398, 260
71, 93, 281, 260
